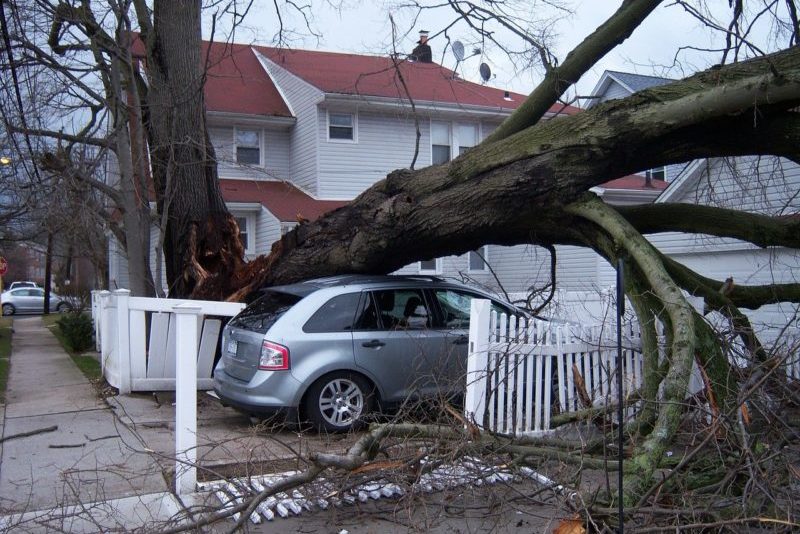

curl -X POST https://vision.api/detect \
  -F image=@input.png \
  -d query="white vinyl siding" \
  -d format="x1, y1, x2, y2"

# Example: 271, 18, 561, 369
257, 52, 324, 194
594, 80, 630, 105
209, 126, 291, 181
317, 110, 427, 199
256, 207, 281, 256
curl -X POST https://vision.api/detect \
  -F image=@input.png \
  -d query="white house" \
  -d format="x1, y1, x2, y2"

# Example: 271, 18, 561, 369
109, 38, 583, 288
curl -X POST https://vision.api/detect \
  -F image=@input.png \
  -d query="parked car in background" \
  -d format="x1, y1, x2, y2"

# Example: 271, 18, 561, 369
1, 287, 73, 315
8, 281, 38, 290
213, 275, 523, 432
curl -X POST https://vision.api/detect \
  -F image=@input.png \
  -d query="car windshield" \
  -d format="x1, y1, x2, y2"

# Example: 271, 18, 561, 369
228, 291, 302, 334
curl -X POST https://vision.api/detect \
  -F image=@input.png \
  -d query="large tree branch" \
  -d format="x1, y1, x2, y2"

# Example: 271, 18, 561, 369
485, 0, 665, 143
662, 254, 800, 309
198, 46, 800, 300
616, 204, 800, 249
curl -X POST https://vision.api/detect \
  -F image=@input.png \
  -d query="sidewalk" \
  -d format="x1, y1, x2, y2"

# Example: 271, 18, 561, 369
0, 316, 181, 531
0, 316, 357, 532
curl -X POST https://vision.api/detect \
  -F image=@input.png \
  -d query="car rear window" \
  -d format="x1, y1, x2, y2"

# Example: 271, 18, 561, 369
228, 291, 302, 334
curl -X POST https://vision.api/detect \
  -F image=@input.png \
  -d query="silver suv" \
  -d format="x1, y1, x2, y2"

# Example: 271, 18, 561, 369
213, 275, 519, 432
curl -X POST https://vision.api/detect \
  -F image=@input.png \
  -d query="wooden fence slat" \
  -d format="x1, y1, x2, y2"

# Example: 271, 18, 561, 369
197, 319, 222, 379
164, 314, 177, 378
147, 313, 170, 379
129, 310, 147, 381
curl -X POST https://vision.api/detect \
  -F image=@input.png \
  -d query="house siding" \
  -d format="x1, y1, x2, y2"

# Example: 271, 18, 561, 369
209, 125, 291, 181
317, 108, 427, 198
257, 52, 324, 194
256, 206, 281, 255
595, 80, 630, 105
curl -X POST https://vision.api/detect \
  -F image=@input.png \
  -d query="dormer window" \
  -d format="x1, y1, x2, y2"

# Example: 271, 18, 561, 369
328, 112, 355, 141
236, 128, 261, 165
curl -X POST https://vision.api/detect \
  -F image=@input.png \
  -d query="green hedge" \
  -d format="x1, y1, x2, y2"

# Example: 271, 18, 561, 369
56, 312, 94, 352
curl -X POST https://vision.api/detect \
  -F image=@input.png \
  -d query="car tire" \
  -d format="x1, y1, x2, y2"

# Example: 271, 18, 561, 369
56, 302, 73, 313
304, 372, 375, 433
2, 304, 14, 316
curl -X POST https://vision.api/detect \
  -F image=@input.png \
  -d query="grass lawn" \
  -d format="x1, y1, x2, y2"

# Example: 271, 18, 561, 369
42, 313, 102, 382
0, 317, 11, 403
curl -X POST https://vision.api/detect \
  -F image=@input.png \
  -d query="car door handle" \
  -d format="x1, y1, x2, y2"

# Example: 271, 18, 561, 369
362, 340, 386, 348
452, 335, 468, 345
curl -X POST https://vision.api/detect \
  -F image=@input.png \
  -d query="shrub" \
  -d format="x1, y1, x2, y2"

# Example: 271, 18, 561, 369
56, 312, 94, 352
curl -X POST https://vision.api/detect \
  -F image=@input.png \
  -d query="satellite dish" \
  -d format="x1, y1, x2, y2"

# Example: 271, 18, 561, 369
479, 62, 492, 82
452, 40, 465, 62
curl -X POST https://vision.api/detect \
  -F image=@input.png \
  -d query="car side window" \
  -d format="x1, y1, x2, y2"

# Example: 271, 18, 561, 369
353, 293, 380, 330
303, 293, 361, 333
371, 289, 431, 330
433, 289, 512, 328
32, 289, 44, 297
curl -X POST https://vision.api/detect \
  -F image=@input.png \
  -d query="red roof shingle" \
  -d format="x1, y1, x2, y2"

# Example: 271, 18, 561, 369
132, 34, 580, 117
219, 179, 348, 222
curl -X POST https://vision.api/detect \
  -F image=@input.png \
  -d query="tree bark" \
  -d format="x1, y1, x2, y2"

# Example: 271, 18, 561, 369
136, 0, 243, 297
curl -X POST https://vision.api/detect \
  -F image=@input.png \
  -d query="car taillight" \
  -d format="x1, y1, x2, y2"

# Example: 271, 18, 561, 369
258, 341, 290, 370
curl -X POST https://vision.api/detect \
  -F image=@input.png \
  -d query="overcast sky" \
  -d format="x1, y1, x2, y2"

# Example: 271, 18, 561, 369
203, 1, 786, 103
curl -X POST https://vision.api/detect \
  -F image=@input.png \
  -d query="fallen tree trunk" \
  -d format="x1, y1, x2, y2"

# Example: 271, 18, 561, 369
190, 46, 800, 301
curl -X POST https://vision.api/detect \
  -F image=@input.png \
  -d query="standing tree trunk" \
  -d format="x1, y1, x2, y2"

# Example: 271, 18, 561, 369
134, 0, 244, 298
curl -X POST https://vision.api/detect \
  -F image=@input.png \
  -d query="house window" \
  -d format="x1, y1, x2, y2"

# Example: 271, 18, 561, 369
646, 166, 666, 181
419, 258, 441, 274
431, 122, 451, 164
328, 112, 355, 141
468, 246, 488, 272
234, 215, 254, 253
236, 129, 261, 165
458, 123, 478, 156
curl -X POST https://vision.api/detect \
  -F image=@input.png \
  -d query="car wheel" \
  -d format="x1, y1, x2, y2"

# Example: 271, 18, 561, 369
56, 302, 73, 313
304, 372, 374, 433
2, 304, 14, 316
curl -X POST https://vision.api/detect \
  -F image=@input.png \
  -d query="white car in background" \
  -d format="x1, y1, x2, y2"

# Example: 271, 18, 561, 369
1, 287, 73, 315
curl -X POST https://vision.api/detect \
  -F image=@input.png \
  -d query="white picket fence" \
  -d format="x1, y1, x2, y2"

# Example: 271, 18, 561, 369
465, 299, 644, 437
91, 290, 245, 394
91, 289, 246, 495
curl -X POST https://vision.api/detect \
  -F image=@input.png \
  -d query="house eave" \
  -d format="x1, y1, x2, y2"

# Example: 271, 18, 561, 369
321, 93, 520, 119
591, 186, 663, 204
207, 111, 296, 128
225, 202, 263, 211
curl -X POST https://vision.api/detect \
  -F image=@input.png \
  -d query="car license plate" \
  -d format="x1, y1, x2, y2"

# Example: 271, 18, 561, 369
227, 340, 238, 354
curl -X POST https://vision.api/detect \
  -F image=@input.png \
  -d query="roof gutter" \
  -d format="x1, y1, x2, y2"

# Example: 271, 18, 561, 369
321, 93, 523, 119
207, 111, 296, 127
591, 186, 663, 204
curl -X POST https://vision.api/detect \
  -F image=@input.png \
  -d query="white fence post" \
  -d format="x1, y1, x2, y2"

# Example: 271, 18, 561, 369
465, 299, 491, 428
96, 290, 111, 364
173, 302, 202, 496
114, 290, 132, 395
